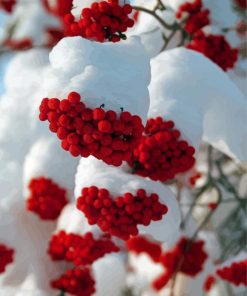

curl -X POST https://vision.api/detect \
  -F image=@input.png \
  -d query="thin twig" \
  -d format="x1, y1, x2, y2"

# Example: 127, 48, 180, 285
132, 5, 175, 30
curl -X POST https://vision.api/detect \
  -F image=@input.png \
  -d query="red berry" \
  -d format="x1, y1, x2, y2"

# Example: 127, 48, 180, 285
68, 92, 81, 104
98, 120, 112, 133
93, 108, 105, 121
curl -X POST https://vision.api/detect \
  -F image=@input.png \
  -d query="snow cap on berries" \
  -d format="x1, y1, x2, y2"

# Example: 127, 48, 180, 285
45, 36, 150, 122
23, 138, 79, 200
148, 47, 247, 161
56, 203, 101, 235
75, 157, 181, 243
0, 197, 62, 294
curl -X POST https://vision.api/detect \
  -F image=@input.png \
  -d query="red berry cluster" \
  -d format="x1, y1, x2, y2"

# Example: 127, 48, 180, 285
51, 267, 95, 296
176, 0, 210, 35
187, 31, 238, 71
48, 230, 119, 265
129, 117, 195, 182
4, 38, 33, 50
203, 275, 216, 292
0, 244, 14, 273
39, 92, 144, 167
26, 177, 68, 220
0, 0, 16, 13
64, 0, 135, 42
235, 0, 247, 9
153, 237, 208, 290
216, 259, 247, 286
76, 186, 168, 240
127, 236, 162, 262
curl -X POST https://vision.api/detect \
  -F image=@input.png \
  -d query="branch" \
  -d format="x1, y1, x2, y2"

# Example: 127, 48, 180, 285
132, 5, 175, 30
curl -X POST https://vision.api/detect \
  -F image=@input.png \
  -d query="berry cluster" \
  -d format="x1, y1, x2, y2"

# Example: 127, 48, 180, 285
51, 268, 95, 296
4, 38, 33, 50
176, 0, 210, 35
39, 92, 144, 166
48, 230, 119, 265
203, 275, 216, 292
187, 31, 238, 71
0, 244, 14, 273
0, 0, 16, 13
76, 186, 168, 240
235, 0, 247, 9
26, 177, 68, 220
129, 117, 195, 182
127, 236, 162, 262
153, 237, 208, 290
216, 259, 247, 286
64, 0, 135, 42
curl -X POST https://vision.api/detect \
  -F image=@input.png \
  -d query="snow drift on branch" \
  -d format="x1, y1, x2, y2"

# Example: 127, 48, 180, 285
23, 137, 79, 200
44, 36, 151, 122
148, 47, 247, 161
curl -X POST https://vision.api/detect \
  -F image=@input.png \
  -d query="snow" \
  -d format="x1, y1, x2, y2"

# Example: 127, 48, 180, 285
56, 203, 101, 235
75, 157, 181, 243
0, 49, 49, 165
45, 36, 151, 122
0, 197, 61, 295
92, 254, 127, 296
148, 47, 247, 161
129, 3, 179, 58
0, 49, 50, 200
23, 138, 79, 200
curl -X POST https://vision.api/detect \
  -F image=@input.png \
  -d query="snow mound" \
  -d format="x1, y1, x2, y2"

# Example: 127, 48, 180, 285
148, 47, 247, 161
44, 36, 151, 122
